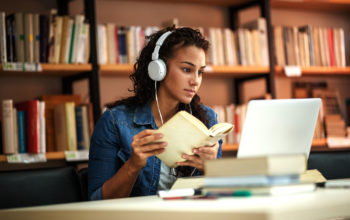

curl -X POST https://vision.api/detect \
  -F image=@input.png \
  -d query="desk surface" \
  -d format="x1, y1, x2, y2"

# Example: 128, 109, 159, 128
1, 188, 350, 220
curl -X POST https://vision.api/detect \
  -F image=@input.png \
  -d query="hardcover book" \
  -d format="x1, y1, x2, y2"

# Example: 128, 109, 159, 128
205, 154, 307, 177
154, 111, 233, 168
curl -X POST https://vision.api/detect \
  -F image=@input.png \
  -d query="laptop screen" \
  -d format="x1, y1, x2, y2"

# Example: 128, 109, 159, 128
237, 98, 321, 159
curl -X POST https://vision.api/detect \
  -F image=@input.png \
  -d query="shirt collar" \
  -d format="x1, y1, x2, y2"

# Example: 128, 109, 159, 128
133, 102, 157, 128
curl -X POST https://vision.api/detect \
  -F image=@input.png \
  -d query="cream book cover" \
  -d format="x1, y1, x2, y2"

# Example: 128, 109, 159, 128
154, 111, 233, 168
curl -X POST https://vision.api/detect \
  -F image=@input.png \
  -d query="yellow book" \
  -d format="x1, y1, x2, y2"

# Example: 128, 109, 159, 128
154, 111, 233, 168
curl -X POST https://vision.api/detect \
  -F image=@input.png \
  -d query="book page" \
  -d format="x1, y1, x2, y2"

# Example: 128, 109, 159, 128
171, 176, 205, 190
300, 169, 327, 183
155, 112, 209, 167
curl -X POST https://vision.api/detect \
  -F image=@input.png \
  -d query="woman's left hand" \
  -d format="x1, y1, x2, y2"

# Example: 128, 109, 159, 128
176, 143, 219, 172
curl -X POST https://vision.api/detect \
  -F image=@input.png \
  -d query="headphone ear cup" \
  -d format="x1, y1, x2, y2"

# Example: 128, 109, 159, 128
148, 59, 167, 81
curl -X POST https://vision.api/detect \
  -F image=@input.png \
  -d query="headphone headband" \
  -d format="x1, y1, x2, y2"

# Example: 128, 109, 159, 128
151, 31, 173, 60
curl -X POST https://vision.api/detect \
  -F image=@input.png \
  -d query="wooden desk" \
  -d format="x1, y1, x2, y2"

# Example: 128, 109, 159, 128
1, 188, 350, 220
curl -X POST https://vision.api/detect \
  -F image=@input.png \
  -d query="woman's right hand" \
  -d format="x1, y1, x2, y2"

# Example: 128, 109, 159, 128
129, 129, 167, 169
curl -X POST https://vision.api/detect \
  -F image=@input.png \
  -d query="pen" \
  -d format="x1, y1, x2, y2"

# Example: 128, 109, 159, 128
204, 190, 252, 197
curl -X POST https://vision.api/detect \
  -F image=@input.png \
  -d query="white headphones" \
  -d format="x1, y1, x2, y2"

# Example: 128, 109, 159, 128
148, 31, 173, 81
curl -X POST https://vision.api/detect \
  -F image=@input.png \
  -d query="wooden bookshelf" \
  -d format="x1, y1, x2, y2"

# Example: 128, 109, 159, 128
0, 64, 92, 77
275, 66, 350, 76
271, 0, 350, 12
100, 64, 269, 77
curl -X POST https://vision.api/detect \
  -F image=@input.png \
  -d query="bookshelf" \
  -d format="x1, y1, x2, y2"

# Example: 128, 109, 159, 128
1, 0, 349, 168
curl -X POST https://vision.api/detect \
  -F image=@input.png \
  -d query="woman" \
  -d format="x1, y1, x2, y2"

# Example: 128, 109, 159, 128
88, 27, 222, 200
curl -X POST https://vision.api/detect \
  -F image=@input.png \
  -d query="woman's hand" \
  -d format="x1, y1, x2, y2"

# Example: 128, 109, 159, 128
176, 143, 219, 172
129, 129, 167, 170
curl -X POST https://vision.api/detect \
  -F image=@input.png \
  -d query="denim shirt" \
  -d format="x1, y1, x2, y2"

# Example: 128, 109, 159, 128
88, 102, 222, 200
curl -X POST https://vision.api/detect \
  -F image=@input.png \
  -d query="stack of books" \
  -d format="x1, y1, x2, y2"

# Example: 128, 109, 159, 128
159, 155, 316, 199
201, 155, 315, 196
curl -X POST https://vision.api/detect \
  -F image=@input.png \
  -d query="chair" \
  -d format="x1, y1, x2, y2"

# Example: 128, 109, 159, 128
77, 167, 89, 201
0, 166, 82, 209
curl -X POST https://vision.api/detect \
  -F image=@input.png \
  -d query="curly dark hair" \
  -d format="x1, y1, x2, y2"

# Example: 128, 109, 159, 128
107, 26, 210, 126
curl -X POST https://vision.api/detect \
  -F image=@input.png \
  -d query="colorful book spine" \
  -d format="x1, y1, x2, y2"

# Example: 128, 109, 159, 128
17, 110, 26, 153
15, 100, 40, 153
2, 100, 15, 154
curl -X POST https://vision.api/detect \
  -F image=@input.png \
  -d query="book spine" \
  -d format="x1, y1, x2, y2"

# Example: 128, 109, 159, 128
17, 110, 26, 153
15, 13, 25, 62
75, 106, 84, 150
12, 108, 18, 153
65, 102, 77, 151
81, 105, 90, 149
118, 26, 127, 64
39, 15, 48, 63
2, 100, 15, 154
24, 13, 34, 63
27, 100, 40, 153
59, 16, 69, 64
63, 19, 73, 64
5, 14, 16, 62
39, 101, 46, 153
68, 23, 75, 63
33, 13, 40, 63
54, 103, 67, 151
53, 16, 63, 64
47, 9, 57, 63
0, 12, 7, 63
76, 22, 89, 64
106, 23, 116, 64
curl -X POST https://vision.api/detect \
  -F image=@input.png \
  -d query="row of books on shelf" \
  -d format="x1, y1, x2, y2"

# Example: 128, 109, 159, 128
96, 17, 270, 67
159, 155, 322, 199
292, 81, 349, 140
0, 10, 90, 64
274, 25, 346, 67
1, 95, 93, 155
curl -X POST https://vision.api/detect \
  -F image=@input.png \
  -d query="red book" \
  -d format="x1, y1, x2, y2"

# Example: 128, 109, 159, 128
15, 100, 40, 153
327, 28, 336, 67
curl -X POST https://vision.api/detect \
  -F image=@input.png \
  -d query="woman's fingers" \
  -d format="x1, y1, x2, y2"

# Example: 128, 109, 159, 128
134, 142, 167, 153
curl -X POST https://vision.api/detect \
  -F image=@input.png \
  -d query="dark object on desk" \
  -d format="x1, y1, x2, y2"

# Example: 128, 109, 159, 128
0, 166, 83, 209
308, 151, 350, 180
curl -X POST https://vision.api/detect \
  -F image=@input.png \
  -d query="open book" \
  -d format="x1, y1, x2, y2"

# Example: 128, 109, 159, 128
154, 111, 234, 168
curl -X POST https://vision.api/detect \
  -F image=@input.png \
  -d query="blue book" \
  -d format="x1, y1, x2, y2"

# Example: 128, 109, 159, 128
75, 106, 84, 150
17, 111, 26, 153
118, 26, 127, 64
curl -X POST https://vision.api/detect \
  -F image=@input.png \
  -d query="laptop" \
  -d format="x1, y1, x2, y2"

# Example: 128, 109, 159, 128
237, 98, 321, 159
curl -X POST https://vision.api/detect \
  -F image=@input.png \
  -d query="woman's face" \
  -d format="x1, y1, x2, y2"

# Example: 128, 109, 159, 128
159, 45, 206, 105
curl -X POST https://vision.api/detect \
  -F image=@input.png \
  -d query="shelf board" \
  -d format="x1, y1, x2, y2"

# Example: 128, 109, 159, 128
0, 151, 86, 163
123, 0, 258, 6
271, 0, 350, 12
0, 63, 92, 77
222, 139, 350, 152
100, 64, 269, 77
275, 66, 350, 76
100, 64, 134, 76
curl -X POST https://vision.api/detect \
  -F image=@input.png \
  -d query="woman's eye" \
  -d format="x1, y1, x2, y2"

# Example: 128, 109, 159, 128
198, 70, 204, 75
183, 68, 191, 73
